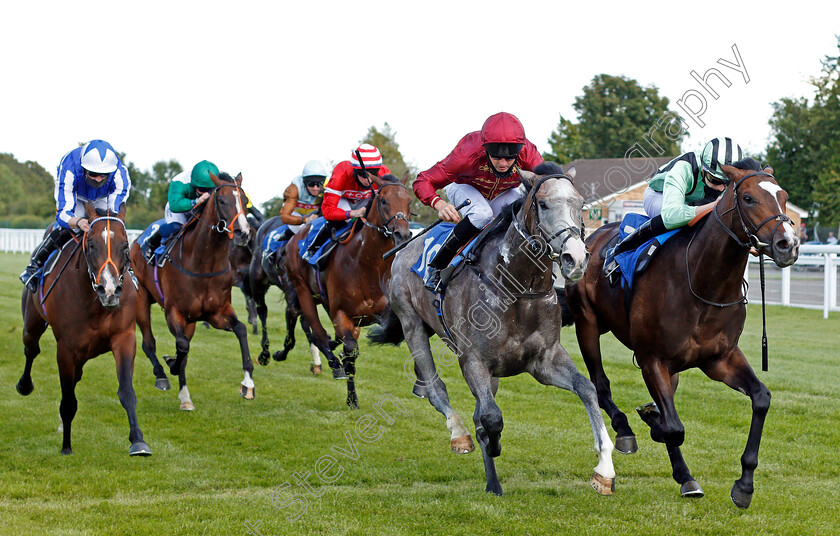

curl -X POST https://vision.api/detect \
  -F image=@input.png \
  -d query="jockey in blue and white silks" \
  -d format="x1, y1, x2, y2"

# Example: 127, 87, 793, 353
55, 141, 131, 229
20, 140, 131, 291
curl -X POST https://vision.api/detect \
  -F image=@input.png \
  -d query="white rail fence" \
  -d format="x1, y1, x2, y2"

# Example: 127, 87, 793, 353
3, 229, 839, 317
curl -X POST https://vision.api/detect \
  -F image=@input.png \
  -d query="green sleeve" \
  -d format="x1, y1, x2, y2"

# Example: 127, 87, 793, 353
168, 181, 197, 213
659, 161, 700, 229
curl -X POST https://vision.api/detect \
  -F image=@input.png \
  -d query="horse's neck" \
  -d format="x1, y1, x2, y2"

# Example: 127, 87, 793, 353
179, 214, 230, 270
685, 198, 750, 299
481, 220, 554, 295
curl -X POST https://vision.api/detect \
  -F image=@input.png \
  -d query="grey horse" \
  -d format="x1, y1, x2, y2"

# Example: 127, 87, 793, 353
370, 162, 615, 496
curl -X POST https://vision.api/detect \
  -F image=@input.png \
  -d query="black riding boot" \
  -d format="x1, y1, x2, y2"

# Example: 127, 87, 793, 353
301, 223, 334, 261
145, 230, 162, 263
423, 218, 481, 292
19, 227, 67, 292
612, 215, 668, 257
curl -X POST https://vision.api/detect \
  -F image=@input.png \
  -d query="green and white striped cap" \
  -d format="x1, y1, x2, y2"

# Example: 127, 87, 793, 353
701, 137, 743, 180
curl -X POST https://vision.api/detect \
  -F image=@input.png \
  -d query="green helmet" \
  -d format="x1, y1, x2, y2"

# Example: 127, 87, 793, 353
190, 160, 219, 188
701, 137, 742, 181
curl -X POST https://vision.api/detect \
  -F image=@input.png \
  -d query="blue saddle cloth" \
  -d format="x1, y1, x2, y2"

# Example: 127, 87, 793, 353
410, 223, 479, 280
262, 224, 291, 257
614, 213, 680, 289
137, 219, 174, 264
297, 217, 353, 267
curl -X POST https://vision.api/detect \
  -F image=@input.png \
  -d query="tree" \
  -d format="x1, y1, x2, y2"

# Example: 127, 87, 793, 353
545, 74, 685, 164
362, 123, 437, 225
766, 36, 840, 229
124, 159, 182, 229
0, 154, 55, 227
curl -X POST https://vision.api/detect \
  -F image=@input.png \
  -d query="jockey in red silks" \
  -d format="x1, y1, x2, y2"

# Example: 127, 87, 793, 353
300, 144, 392, 260
413, 112, 544, 291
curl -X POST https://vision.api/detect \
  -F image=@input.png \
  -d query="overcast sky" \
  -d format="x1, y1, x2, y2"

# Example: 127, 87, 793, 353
1, 1, 837, 207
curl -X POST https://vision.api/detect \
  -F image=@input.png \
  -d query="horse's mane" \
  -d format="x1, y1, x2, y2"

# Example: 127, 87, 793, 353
379, 174, 400, 183
217, 171, 236, 183
533, 161, 565, 176
732, 157, 762, 171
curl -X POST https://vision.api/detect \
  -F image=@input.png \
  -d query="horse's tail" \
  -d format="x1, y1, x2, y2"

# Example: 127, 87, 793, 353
367, 305, 405, 346
555, 287, 575, 327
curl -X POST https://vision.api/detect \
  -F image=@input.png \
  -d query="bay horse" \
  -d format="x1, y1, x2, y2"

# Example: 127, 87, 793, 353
18, 202, 151, 456
248, 215, 325, 371
130, 172, 255, 411
370, 162, 616, 496
563, 158, 799, 507
284, 173, 412, 408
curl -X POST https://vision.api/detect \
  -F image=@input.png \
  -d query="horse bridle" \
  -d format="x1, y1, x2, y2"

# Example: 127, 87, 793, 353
713, 171, 793, 254
361, 182, 410, 239
208, 183, 248, 239
513, 173, 586, 261
82, 215, 128, 291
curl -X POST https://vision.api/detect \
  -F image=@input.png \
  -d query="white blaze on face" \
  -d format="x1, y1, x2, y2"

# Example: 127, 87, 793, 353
232, 190, 250, 237
98, 228, 117, 296
759, 181, 797, 242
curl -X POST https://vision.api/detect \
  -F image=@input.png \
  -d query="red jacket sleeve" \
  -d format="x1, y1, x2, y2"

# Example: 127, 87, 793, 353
321, 162, 392, 221
414, 133, 474, 207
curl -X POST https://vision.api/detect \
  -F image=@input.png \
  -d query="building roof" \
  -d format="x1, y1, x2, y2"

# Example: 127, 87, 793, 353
567, 156, 675, 205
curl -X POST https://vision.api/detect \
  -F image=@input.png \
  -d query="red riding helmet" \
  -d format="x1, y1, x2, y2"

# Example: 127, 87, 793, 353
481, 112, 525, 158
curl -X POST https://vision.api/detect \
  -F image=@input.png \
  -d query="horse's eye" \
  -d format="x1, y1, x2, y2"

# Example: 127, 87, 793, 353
743, 194, 755, 205
539, 200, 548, 210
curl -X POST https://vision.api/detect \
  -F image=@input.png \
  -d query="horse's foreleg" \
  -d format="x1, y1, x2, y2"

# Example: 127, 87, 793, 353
275, 299, 297, 363
702, 348, 770, 509
333, 314, 360, 409
112, 332, 151, 456
529, 348, 615, 495
639, 365, 701, 497
18, 296, 47, 396
57, 346, 78, 455
252, 282, 271, 365
294, 283, 344, 379
136, 286, 169, 391
576, 318, 636, 453
208, 305, 255, 400
461, 357, 503, 495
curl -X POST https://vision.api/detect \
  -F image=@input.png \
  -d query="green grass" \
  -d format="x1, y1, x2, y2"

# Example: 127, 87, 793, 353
0, 251, 838, 535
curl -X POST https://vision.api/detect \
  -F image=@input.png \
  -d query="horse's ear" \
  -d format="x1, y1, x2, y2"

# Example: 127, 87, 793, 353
117, 203, 126, 221
84, 201, 97, 221
400, 171, 411, 186
565, 164, 576, 180
762, 164, 774, 175
209, 172, 222, 186
719, 164, 743, 182
519, 169, 537, 193
369, 174, 385, 188
235, 172, 243, 185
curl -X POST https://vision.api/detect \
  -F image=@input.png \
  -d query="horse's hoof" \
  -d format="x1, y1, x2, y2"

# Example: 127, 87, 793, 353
129, 441, 153, 456
681, 480, 704, 498
273, 351, 288, 362
258, 352, 270, 366
485, 483, 503, 496
412, 382, 428, 399
450, 435, 474, 454
591, 472, 615, 496
16, 380, 34, 396
60, 448, 73, 455
180, 401, 195, 411
310, 364, 322, 375
240, 384, 255, 400
332, 367, 348, 380
615, 435, 638, 454
347, 397, 359, 409
154, 378, 171, 391
730, 482, 752, 509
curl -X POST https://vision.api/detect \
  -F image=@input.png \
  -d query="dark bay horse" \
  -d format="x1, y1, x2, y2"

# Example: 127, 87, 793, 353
370, 163, 616, 496
229, 218, 260, 334
130, 172, 254, 411
248, 216, 325, 371
18, 203, 151, 455
285, 173, 412, 408
563, 159, 799, 507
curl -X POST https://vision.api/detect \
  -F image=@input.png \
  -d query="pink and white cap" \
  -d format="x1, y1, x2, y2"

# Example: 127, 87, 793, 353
350, 144, 382, 169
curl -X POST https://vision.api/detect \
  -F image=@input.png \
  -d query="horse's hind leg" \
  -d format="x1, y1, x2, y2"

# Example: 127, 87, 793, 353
18, 295, 47, 396
529, 348, 615, 495
332, 314, 361, 408
136, 286, 169, 391
252, 278, 272, 366
702, 348, 770, 509
461, 358, 504, 495
576, 317, 636, 454
113, 332, 151, 456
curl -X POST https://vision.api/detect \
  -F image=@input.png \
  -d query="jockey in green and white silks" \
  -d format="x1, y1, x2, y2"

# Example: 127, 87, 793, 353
607, 137, 743, 262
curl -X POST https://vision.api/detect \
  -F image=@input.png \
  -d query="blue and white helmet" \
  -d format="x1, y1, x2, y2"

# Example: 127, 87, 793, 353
80, 140, 119, 174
